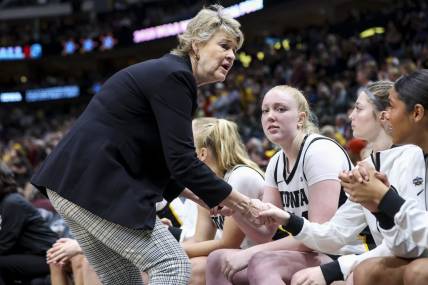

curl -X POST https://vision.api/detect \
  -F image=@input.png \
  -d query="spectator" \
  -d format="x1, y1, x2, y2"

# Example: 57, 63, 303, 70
0, 163, 57, 285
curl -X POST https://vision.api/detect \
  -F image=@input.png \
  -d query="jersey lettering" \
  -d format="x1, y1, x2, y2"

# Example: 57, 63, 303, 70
211, 215, 225, 230
280, 188, 308, 208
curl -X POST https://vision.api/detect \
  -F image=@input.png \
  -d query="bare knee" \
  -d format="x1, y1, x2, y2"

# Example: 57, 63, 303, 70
189, 257, 207, 285
248, 251, 275, 272
247, 251, 281, 282
403, 258, 428, 285
207, 249, 230, 271
353, 258, 384, 285
206, 249, 240, 284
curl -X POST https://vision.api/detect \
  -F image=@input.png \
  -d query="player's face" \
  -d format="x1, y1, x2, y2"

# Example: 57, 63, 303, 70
388, 88, 414, 144
194, 31, 237, 85
261, 89, 301, 145
349, 91, 382, 141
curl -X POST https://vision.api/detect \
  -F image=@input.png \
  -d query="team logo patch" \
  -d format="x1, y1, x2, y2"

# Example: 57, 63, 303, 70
413, 177, 423, 186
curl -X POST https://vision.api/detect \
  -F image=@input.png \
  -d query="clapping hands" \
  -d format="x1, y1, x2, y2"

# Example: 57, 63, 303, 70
339, 161, 390, 212
46, 238, 83, 266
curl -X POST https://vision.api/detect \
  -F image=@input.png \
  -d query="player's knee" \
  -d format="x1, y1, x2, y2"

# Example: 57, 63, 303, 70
247, 251, 276, 281
248, 251, 272, 271
207, 249, 228, 271
189, 259, 206, 285
403, 259, 428, 285
353, 258, 384, 285
190, 257, 206, 275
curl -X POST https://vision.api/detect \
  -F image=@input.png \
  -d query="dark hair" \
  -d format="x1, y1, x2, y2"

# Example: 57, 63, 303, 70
394, 69, 428, 112
0, 163, 18, 200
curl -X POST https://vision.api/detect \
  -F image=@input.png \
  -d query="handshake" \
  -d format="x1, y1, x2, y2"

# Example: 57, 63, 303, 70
211, 197, 291, 227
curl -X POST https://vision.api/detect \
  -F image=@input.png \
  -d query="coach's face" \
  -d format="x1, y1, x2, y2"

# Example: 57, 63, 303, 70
192, 31, 237, 86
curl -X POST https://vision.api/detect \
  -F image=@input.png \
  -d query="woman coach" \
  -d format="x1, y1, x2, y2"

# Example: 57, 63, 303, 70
31, 5, 259, 285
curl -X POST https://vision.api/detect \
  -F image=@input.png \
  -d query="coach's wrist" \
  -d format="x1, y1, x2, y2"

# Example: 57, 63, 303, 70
222, 190, 251, 213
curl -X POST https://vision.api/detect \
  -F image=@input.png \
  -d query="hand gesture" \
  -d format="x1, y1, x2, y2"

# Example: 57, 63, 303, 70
221, 250, 253, 282
291, 266, 326, 285
160, 217, 173, 227
46, 238, 83, 265
340, 162, 390, 212
257, 202, 290, 226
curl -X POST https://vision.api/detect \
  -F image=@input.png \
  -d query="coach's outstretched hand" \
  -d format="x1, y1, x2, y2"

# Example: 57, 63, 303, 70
220, 191, 266, 220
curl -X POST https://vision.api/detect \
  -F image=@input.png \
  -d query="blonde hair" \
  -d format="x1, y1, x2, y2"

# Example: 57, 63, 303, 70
193, 117, 262, 176
269, 85, 319, 148
362, 80, 394, 116
171, 5, 244, 57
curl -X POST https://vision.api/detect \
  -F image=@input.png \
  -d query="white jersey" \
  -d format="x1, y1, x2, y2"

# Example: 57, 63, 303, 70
378, 153, 428, 256
211, 165, 264, 249
291, 144, 426, 279
265, 134, 352, 217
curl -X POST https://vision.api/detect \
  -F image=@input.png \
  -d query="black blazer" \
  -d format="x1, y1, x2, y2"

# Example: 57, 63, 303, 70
31, 54, 232, 230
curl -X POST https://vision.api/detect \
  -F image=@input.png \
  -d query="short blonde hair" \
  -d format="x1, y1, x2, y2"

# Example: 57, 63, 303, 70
193, 117, 262, 175
171, 5, 244, 57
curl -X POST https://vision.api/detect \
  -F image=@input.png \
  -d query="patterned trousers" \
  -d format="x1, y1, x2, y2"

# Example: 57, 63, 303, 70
47, 190, 191, 285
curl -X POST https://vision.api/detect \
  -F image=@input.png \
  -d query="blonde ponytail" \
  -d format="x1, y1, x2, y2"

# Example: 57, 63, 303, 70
193, 117, 263, 175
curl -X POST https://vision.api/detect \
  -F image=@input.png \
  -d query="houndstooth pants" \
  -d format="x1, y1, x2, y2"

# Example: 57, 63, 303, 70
47, 190, 191, 285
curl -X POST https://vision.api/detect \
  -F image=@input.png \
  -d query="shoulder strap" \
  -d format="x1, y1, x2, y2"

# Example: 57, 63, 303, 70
301, 136, 351, 208
225, 164, 264, 182
302, 136, 352, 182
274, 154, 281, 186
370, 151, 381, 171
224, 165, 244, 182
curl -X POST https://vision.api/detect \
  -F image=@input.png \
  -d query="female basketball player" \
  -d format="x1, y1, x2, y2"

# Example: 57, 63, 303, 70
183, 117, 265, 285
206, 85, 355, 285
346, 69, 428, 285
250, 80, 426, 285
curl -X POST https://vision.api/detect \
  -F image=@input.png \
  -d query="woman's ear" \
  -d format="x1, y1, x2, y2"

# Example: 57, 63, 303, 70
379, 110, 388, 122
298, 112, 307, 127
192, 42, 200, 60
379, 111, 392, 134
412, 104, 425, 123
196, 147, 208, 161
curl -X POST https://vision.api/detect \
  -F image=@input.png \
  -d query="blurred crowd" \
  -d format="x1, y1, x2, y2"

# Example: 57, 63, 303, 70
2, 0, 428, 191
0, 1, 427, 284
0, 0, 202, 54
